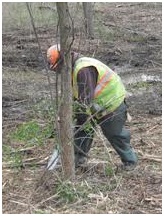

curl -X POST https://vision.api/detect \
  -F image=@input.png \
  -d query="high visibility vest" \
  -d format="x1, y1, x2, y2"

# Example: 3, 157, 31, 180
73, 57, 126, 112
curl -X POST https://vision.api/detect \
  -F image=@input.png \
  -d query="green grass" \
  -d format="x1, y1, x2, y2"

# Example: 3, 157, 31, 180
2, 144, 24, 169
53, 179, 111, 204
105, 165, 114, 177
11, 120, 54, 146
12, 121, 40, 142
56, 181, 78, 203
3, 120, 55, 168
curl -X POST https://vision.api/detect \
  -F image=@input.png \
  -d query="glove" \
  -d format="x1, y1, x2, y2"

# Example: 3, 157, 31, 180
90, 103, 104, 114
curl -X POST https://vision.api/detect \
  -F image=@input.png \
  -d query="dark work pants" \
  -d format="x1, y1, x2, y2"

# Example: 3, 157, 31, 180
74, 102, 138, 164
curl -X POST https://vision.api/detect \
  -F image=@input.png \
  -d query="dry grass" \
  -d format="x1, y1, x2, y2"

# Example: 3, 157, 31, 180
2, 114, 162, 214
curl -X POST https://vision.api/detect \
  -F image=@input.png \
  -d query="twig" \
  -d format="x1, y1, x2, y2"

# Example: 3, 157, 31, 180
38, 5, 56, 11
149, 140, 156, 147
36, 193, 60, 206
144, 194, 162, 202
3, 99, 29, 107
9, 200, 29, 206
140, 139, 156, 148
2, 181, 8, 189
142, 156, 161, 162
138, 150, 162, 162
2, 157, 49, 169
9, 146, 36, 155
146, 123, 161, 134
2, 121, 25, 129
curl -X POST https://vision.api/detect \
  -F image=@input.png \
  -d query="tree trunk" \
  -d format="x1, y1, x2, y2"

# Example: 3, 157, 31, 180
56, 2, 75, 180
82, 2, 94, 39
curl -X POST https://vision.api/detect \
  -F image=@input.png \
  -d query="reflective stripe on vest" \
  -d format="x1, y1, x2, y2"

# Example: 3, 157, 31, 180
94, 71, 113, 97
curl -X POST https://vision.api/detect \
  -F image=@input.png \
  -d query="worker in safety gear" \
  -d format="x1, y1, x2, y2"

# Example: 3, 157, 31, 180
47, 44, 138, 171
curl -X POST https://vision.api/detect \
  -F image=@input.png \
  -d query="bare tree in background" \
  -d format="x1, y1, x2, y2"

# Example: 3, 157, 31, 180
82, 2, 94, 39
56, 2, 75, 180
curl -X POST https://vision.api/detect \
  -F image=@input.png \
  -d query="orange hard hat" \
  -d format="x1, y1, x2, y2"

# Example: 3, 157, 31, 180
47, 44, 60, 69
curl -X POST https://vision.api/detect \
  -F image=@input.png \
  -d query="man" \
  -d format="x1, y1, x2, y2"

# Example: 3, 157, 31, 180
47, 44, 138, 171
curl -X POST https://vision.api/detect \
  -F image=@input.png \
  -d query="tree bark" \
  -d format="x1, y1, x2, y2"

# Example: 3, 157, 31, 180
82, 2, 94, 39
56, 2, 75, 180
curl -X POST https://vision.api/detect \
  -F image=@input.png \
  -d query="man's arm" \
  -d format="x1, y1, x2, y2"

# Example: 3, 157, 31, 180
77, 66, 98, 104
75, 66, 98, 125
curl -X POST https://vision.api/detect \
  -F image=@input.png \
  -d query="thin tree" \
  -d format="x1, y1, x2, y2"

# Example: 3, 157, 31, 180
82, 2, 94, 39
56, 2, 75, 180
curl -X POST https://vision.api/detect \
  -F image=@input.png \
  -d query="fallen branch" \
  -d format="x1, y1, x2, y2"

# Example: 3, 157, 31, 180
146, 154, 161, 160
138, 150, 162, 162
2, 157, 49, 169
145, 197, 162, 202
9, 200, 29, 207
8, 146, 36, 155
142, 156, 161, 162
3, 99, 29, 107
144, 194, 162, 202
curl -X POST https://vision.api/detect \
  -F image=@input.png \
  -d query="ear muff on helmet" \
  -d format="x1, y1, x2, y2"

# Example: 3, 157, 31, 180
47, 44, 60, 69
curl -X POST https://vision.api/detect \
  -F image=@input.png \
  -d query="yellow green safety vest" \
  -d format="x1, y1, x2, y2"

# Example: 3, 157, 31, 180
73, 57, 126, 113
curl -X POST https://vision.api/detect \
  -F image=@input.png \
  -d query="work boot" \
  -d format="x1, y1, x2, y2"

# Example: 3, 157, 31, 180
75, 154, 87, 168
121, 161, 137, 171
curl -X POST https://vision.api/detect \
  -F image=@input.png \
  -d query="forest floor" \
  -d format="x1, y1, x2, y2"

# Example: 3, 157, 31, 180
2, 2, 162, 214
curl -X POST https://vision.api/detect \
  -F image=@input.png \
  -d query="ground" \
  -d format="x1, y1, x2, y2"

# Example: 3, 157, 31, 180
2, 2, 162, 214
